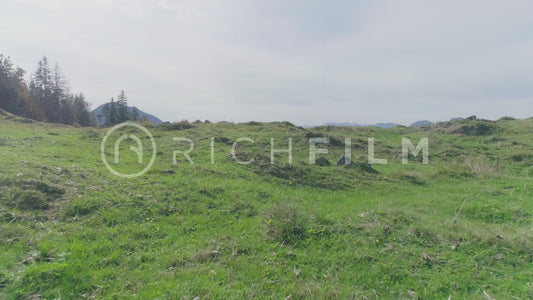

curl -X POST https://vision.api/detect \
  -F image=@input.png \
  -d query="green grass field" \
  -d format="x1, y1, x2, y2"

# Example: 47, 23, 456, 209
0, 109, 532, 299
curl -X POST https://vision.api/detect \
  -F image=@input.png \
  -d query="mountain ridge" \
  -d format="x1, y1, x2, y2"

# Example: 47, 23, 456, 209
92, 103, 164, 126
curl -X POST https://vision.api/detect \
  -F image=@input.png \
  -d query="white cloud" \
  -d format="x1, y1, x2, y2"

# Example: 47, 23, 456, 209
2, 0, 532, 124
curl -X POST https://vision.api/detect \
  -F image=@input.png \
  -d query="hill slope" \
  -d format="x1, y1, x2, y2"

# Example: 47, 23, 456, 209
322, 121, 401, 128
410, 120, 434, 127
0, 114, 532, 299
92, 103, 164, 125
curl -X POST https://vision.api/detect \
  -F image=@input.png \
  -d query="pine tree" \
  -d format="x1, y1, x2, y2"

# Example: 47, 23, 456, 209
0, 55, 28, 116
116, 90, 129, 123
60, 97, 73, 124
27, 80, 46, 121
53, 64, 73, 124
72, 93, 93, 126
1, 54, 93, 125
32, 58, 50, 114
99, 103, 109, 126
31, 56, 60, 122
107, 98, 118, 126
131, 106, 140, 121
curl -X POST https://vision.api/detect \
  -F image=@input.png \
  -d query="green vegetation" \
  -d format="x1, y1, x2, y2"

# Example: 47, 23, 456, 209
0, 55, 94, 126
0, 109, 532, 299
1, 53, 146, 128
96, 91, 144, 127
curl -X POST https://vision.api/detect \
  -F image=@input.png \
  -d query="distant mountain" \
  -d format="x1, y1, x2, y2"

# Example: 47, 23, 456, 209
92, 103, 164, 126
409, 120, 434, 127
322, 122, 401, 128
321, 122, 364, 127
373, 122, 401, 129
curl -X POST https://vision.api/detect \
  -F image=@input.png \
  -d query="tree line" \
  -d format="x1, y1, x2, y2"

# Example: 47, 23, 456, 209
97, 90, 142, 127
0, 54, 94, 126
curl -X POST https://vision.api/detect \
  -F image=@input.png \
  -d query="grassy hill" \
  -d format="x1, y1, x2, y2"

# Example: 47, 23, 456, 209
0, 109, 532, 299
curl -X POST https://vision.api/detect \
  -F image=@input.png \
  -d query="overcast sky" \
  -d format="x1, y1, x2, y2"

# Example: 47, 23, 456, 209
2, 0, 532, 125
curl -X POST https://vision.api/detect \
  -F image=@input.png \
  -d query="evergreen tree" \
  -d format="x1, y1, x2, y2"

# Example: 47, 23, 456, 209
131, 106, 140, 121
101, 91, 134, 126
52, 64, 71, 124
116, 90, 129, 123
31, 56, 56, 122
60, 97, 74, 124
0, 55, 28, 116
27, 80, 46, 121
107, 98, 118, 126
1, 54, 93, 126
100, 103, 109, 126
72, 93, 93, 126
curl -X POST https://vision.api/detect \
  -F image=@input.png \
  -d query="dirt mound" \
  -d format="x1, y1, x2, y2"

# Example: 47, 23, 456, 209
435, 119, 496, 136
0, 178, 65, 210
